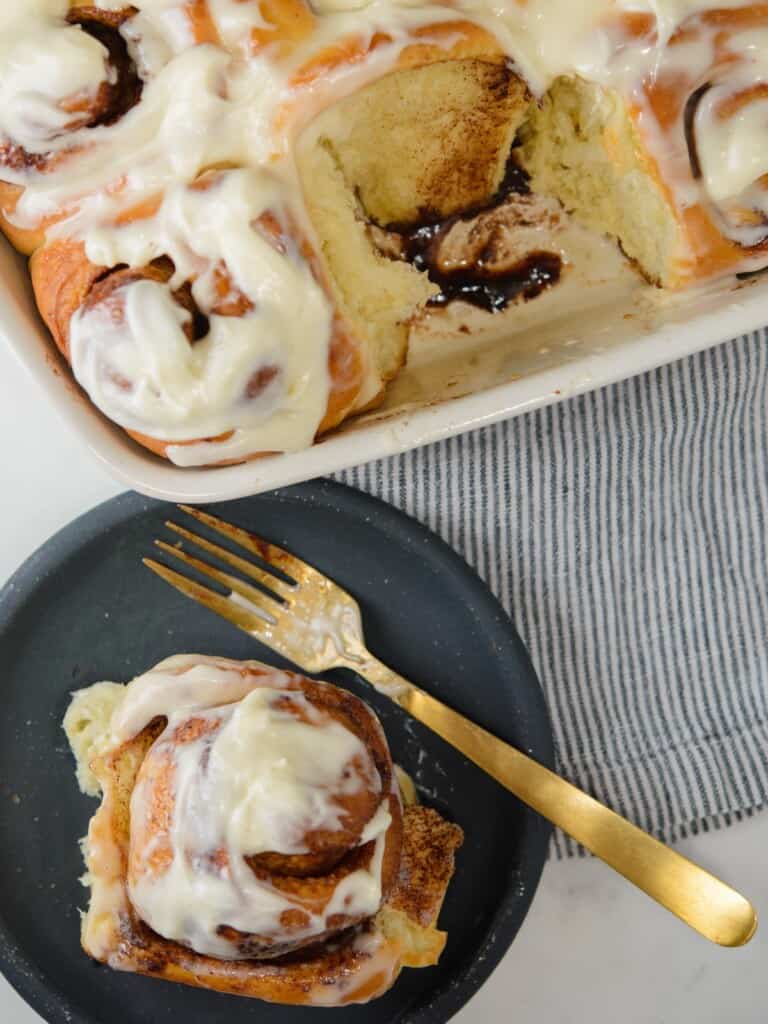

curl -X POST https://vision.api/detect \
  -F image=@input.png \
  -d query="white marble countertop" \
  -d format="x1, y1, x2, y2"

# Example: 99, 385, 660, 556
0, 345, 764, 1023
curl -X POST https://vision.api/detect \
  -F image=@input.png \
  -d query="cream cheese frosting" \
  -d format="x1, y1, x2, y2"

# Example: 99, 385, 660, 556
128, 686, 389, 958
65, 654, 396, 961
70, 168, 332, 456
0, 5, 112, 154
2, 1, 767, 459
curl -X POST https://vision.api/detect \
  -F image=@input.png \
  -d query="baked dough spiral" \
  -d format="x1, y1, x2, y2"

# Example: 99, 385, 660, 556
29, 168, 365, 463
0, 4, 143, 253
643, 5, 768, 279
65, 654, 463, 1006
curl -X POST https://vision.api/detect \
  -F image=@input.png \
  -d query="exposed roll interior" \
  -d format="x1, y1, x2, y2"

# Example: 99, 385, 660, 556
296, 57, 688, 406
295, 58, 533, 407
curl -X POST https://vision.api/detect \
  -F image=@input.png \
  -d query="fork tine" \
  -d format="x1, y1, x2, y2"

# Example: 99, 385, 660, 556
178, 505, 313, 582
142, 558, 276, 636
154, 541, 279, 621
164, 521, 294, 599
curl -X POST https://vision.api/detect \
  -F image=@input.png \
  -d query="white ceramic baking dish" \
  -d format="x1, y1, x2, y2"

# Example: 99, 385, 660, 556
2, 232, 766, 503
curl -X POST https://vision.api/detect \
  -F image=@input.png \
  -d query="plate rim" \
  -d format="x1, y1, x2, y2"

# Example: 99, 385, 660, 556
0, 479, 554, 1024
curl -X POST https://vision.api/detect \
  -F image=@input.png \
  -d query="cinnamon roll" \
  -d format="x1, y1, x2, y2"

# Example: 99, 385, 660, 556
2, 3, 768, 463
63, 655, 463, 1006
518, 5, 768, 286
0, 4, 142, 254
29, 169, 375, 462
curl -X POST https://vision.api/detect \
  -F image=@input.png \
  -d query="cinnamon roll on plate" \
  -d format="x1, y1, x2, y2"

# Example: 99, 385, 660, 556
2, 2, 767, 467
64, 654, 463, 1006
0, 482, 553, 1019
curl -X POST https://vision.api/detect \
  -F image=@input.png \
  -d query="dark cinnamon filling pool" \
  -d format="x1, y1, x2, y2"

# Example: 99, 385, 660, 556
403, 223, 562, 312
379, 155, 563, 313
66, 8, 143, 129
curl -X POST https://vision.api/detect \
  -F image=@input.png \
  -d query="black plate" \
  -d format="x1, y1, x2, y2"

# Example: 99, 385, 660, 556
0, 480, 553, 1024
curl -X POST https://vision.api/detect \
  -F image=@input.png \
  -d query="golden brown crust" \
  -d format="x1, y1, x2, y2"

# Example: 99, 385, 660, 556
104, 916, 401, 1006
286, 20, 505, 92
387, 806, 464, 929
30, 239, 106, 357
375, 806, 463, 968
0, 182, 47, 255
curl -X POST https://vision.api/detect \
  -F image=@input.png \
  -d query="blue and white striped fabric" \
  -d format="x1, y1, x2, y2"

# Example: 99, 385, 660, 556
336, 330, 768, 857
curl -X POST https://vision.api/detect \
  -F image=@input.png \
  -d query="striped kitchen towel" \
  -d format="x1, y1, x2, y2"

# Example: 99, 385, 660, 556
336, 330, 768, 857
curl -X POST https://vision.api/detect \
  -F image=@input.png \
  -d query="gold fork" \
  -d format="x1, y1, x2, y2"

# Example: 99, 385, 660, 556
144, 504, 757, 948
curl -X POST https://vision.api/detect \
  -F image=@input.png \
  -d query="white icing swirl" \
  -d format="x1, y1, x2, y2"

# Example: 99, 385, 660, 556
129, 688, 389, 958
0, 3, 112, 153
694, 28, 768, 234
72, 654, 396, 961
69, 169, 332, 458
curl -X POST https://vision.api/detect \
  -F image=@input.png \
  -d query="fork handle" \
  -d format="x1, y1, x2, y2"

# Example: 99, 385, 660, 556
353, 656, 757, 947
